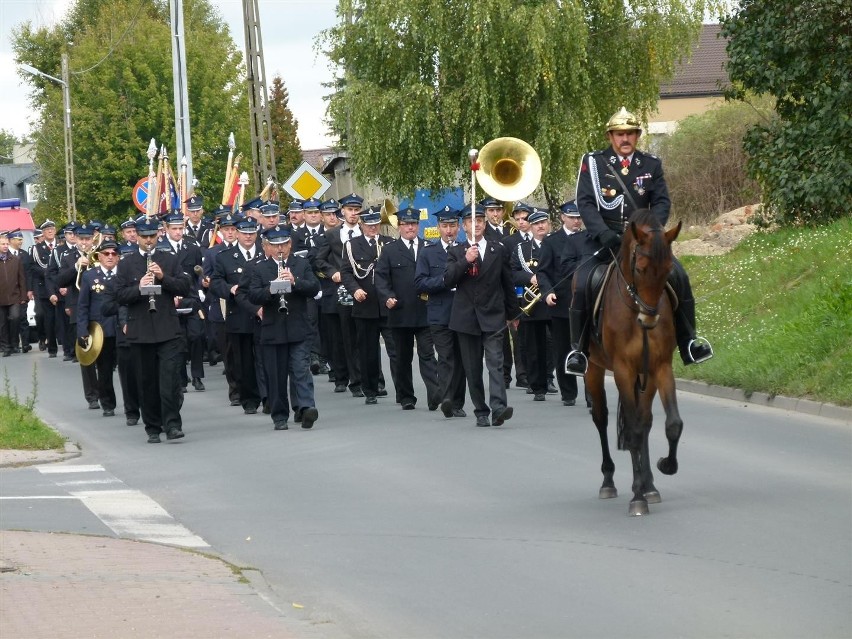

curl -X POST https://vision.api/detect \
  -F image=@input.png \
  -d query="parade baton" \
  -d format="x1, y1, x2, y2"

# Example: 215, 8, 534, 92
145, 138, 157, 223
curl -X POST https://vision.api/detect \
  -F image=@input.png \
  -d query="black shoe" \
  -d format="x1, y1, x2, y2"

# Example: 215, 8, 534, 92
440, 399, 454, 418
365, 396, 378, 405
401, 402, 415, 410
526, 388, 534, 394
166, 428, 185, 440
244, 405, 258, 415
533, 393, 546, 402
147, 434, 161, 444
319, 363, 330, 374
262, 402, 271, 414
48, 353, 57, 358
476, 416, 491, 427
71, 357, 78, 363
310, 361, 321, 375
301, 407, 318, 429
492, 406, 513, 426
294, 409, 303, 423
377, 388, 388, 397
516, 379, 528, 389
562, 399, 576, 407
88, 400, 100, 410
682, 338, 714, 365
2, 351, 12, 358
192, 378, 205, 391
181, 386, 188, 394
351, 389, 365, 398
452, 408, 467, 418
565, 350, 588, 376
547, 382, 558, 394
39, 340, 47, 351
126, 417, 139, 426
428, 402, 439, 411
274, 421, 288, 430
103, 409, 115, 417
21, 344, 32, 353
230, 399, 241, 406
334, 384, 347, 393
63, 354, 73, 361
504, 380, 511, 389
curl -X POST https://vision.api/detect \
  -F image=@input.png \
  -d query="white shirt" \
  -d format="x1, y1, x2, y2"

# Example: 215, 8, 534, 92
340, 224, 361, 243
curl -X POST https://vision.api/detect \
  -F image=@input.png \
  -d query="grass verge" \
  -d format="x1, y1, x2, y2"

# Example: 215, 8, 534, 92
0, 365, 66, 450
675, 216, 852, 406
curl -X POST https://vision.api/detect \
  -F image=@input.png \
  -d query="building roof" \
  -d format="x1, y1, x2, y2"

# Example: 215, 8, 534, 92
302, 148, 336, 170
660, 24, 729, 98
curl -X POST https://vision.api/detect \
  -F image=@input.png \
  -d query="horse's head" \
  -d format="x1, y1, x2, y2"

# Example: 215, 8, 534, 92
621, 210, 681, 328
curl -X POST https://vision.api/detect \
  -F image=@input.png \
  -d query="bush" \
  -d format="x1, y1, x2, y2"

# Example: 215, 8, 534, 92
657, 98, 772, 226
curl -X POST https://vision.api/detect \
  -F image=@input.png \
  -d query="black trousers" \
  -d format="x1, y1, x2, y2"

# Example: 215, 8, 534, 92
262, 340, 314, 425
457, 330, 507, 418
430, 325, 466, 410
337, 304, 361, 390
132, 338, 184, 437
354, 317, 381, 397
549, 315, 579, 402
0, 303, 20, 353
227, 331, 260, 410
319, 310, 340, 378
519, 319, 549, 395
81, 336, 116, 409
391, 326, 440, 408
117, 344, 140, 420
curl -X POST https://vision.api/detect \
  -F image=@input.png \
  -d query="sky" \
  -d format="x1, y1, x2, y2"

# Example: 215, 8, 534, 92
0, 0, 339, 150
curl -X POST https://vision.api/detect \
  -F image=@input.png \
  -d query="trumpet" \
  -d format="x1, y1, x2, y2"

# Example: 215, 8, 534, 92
520, 284, 542, 316
74, 230, 102, 290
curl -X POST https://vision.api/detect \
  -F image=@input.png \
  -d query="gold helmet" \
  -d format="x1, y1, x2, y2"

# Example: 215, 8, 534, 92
606, 107, 642, 133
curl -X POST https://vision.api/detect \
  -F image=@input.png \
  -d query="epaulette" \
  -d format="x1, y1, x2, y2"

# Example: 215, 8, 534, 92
590, 150, 604, 156
423, 239, 434, 247
636, 149, 659, 160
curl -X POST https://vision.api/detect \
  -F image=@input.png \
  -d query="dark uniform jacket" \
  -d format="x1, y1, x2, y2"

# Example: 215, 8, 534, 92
183, 221, 210, 245
55, 247, 84, 323
29, 243, 53, 299
444, 239, 519, 335
291, 224, 325, 257
536, 228, 590, 319
114, 249, 191, 343
510, 238, 550, 321
576, 147, 670, 242
375, 237, 429, 329
484, 221, 512, 242
414, 241, 456, 327
340, 234, 394, 320
77, 267, 118, 338
246, 254, 320, 344
210, 245, 261, 334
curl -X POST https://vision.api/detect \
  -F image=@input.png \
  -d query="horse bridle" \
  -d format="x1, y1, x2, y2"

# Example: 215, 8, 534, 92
616, 234, 663, 328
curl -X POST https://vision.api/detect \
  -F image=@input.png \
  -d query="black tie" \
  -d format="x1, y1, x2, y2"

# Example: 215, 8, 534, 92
408, 240, 415, 259
348, 229, 354, 240
369, 238, 376, 249
244, 250, 251, 261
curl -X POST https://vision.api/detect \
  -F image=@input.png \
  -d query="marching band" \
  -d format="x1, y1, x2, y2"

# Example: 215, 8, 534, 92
2, 107, 714, 443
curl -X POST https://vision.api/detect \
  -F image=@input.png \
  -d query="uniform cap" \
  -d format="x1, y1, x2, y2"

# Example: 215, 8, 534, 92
186, 195, 204, 211
527, 208, 549, 224
235, 218, 259, 233
76, 223, 95, 237
163, 212, 185, 225
339, 193, 364, 208
396, 207, 420, 224
358, 209, 381, 225
559, 200, 580, 216
261, 203, 281, 217
262, 225, 291, 244
218, 213, 238, 228
302, 198, 322, 210
512, 202, 533, 215
286, 200, 304, 212
435, 205, 459, 222
40, 219, 57, 230
97, 239, 119, 252
120, 218, 137, 229
459, 203, 486, 218
320, 199, 339, 213
479, 197, 502, 209
241, 197, 264, 212
135, 220, 160, 236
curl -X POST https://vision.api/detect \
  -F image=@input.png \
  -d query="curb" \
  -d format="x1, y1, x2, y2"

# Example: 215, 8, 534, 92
0, 440, 81, 469
676, 379, 852, 424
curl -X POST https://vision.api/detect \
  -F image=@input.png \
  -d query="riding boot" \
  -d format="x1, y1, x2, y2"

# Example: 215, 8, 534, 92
675, 297, 713, 365
565, 308, 590, 376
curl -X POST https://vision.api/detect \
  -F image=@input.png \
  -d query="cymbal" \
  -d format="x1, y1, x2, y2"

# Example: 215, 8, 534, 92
75, 321, 104, 366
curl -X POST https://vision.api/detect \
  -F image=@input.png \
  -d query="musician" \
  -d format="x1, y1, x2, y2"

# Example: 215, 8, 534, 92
119, 218, 138, 248
482, 197, 511, 240
287, 200, 305, 231
259, 202, 281, 232
566, 107, 713, 375
32, 220, 59, 355
311, 199, 342, 384
314, 193, 363, 396
99, 224, 117, 243
414, 206, 467, 418
291, 197, 325, 375
49, 223, 79, 360
444, 204, 519, 427
0, 234, 27, 357
57, 224, 97, 387
7, 230, 33, 352
537, 201, 592, 406
510, 208, 552, 401
340, 208, 397, 405
375, 208, 441, 411
498, 202, 532, 390
114, 219, 191, 444
77, 239, 120, 416
246, 225, 320, 431
211, 217, 263, 414
182, 195, 209, 243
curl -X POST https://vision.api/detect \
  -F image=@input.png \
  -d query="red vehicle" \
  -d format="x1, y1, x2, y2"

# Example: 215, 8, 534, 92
0, 198, 37, 250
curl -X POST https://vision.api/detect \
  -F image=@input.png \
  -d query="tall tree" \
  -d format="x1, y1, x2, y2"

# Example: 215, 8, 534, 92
0, 130, 18, 165
12, 0, 250, 223
320, 0, 713, 203
721, 0, 852, 225
269, 75, 303, 181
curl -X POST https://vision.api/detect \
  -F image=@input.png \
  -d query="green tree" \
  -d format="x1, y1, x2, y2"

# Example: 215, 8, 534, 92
720, 0, 852, 225
0, 130, 18, 165
269, 75, 303, 180
12, 0, 249, 224
320, 0, 714, 204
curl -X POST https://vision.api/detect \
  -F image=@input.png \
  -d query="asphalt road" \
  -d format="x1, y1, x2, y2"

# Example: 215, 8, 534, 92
2, 353, 850, 639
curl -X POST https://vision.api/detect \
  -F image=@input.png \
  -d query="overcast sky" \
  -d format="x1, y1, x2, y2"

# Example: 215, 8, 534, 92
0, 0, 339, 150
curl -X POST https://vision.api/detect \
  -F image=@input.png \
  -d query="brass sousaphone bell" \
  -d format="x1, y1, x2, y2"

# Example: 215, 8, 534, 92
75, 321, 104, 366
475, 137, 542, 203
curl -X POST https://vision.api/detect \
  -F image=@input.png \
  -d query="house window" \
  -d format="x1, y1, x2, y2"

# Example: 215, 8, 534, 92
25, 183, 43, 202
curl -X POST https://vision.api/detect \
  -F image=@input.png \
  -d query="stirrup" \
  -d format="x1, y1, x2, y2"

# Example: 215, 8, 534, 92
686, 337, 714, 364
564, 350, 589, 376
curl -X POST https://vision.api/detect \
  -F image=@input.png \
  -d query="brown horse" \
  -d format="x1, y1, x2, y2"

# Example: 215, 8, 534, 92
585, 210, 683, 516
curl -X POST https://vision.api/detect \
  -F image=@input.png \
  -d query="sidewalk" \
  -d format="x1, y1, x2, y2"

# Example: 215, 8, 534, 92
0, 530, 302, 639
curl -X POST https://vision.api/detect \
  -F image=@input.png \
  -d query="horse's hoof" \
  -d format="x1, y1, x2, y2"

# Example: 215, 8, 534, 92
657, 457, 678, 476
628, 500, 649, 516
599, 486, 618, 499
644, 490, 661, 504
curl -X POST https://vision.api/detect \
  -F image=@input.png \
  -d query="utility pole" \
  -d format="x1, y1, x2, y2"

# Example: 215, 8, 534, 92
60, 54, 77, 222
242, 0, 277, 191
169, 0, 194, 191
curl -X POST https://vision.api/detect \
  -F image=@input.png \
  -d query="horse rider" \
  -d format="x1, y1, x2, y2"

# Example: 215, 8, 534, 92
565, 106, 714, 375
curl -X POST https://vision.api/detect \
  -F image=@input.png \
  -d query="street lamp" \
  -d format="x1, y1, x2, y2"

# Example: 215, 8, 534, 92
20, 53, 77, 222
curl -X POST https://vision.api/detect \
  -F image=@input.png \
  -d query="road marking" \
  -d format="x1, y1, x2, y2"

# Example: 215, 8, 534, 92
38, 465, 105, 474
54, 478, 123, 487
0, 495, 84, 500
69, 489, 209, 548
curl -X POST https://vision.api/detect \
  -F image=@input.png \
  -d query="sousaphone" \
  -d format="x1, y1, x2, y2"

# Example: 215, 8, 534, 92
75, 321, 104, 366
475, 137, 542, 203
